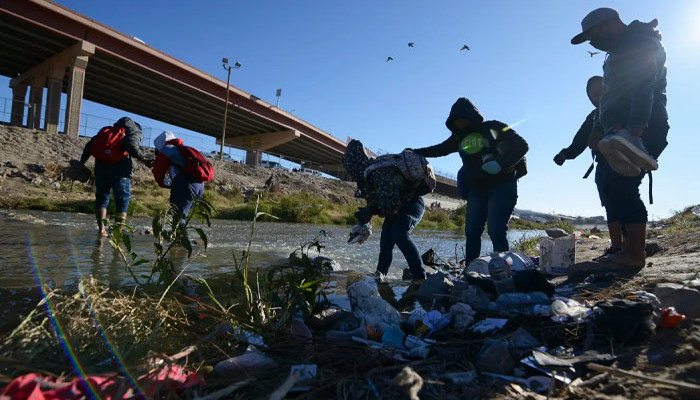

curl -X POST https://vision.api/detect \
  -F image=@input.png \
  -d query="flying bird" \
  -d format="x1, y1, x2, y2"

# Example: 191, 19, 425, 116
408, 42, 414, 47
386, 56, 394, 62
588, 51, 601, 57
460, 45, 470, 51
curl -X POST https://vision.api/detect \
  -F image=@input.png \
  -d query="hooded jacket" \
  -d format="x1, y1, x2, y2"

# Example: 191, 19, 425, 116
343, 140, 420, 217
413, 98, 528, 190
80, 117, 145, 179
151, 131, 186, 188
596, 19, 668, 158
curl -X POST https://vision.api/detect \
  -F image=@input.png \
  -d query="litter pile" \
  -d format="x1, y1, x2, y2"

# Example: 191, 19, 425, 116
2, 230, 700, 399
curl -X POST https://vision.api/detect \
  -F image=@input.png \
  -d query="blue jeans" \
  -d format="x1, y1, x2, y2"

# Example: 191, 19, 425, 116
95, 175, 131, 213
461, 177, 518, 263
170, 175, 205, 222
377, 197, 426, 279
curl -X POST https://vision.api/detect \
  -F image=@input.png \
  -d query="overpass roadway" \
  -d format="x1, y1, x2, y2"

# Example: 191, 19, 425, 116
0, 0, 459, 198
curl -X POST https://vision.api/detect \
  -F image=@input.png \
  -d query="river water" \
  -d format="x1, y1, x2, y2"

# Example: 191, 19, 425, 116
0, 210, 541, 289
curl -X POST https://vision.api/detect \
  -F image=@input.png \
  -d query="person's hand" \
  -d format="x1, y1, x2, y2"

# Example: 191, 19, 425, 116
481, 160, 502, 175
354, 207, 374, 225
588, 131, 604, 151
554, 152, 566, 166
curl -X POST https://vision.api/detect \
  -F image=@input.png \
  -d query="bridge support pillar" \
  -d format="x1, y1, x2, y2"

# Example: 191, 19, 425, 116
45, 68, 65, 134
245, 150, 263, 166
10, 84, 27, 126
64, 56, 89, 137
27, 77, 45, 130
9, 40, 94, 136
219, 129, 300, 167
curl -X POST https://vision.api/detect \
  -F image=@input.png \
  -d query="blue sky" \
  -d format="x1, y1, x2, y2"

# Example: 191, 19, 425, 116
1, 0, 698, 218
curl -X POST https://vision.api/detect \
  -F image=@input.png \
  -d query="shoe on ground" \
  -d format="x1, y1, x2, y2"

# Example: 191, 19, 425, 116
604, 130, 658, 171
598, 137, 642, 177
593, 246, 622, 262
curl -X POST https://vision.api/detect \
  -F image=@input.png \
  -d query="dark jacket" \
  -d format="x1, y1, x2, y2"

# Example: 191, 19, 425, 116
560, 109, 598, 161
596, 19, 668, 158
343, 140, 420, 218
80, 117, 144, 179
413, 98, 529, 189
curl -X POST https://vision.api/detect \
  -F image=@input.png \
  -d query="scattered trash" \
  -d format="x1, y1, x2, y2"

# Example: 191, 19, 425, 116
395, 367, 423, 400
589, 235, 601, 239
586, 298, 656, 347
290, 318, 312, 342
481, 373, 552, 393
458, 281, 493, 311
406, 308, 428, 327
214, 345, 277, 378
347, 281, 401, 331
489, 292, 550, 316
307, 308, 352, 331
471, 318, 508, 333
659, 307, 686, 329
513, 270, 555, 296
509, 327, 541, 350
653, 282, 700, 319
326, 325, 367, 340
382, 325, 406, 348
365, 324, 383, 341
477, 339, 516, 374
545, 228, 569, 239
450, 302, 476, 332
421, 310, 450, 336
227, 326, 266, 348
551, 297, 591, 322
443, 371, 478, 384
488, 252, 512, 281
539, 234, 575, 276
467, 251, 536, 275
290, 364, 317, 381
417, 272, 454, 302
348, 223, 372, 244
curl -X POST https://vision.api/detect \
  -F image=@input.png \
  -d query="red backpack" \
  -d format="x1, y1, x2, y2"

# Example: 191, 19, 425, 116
90, 126, 128, 163
174, 144, 215, 182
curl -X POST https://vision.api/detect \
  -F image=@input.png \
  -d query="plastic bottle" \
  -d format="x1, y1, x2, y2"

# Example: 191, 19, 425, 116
488, 252, 512, 281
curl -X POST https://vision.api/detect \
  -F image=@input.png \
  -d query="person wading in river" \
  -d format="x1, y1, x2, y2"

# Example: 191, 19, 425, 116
152, 131, 213, 226
79, 117, 147, 237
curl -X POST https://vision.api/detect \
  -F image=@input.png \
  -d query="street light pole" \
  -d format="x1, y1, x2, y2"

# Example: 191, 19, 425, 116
220, 58, 241, 161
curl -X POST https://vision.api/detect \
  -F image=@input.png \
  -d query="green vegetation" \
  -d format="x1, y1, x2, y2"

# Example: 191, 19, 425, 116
660, 206, 700, 235
416, 204, 466, 230
512, 234, 543, 257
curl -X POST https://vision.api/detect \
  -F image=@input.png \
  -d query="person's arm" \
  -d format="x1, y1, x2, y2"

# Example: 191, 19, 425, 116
491, 122, 528, 171
559, 110, 597, 160
80, 138, 94, 165
413, 134, 458, 158
151, 153, 170, 188
115, 117, 146, 161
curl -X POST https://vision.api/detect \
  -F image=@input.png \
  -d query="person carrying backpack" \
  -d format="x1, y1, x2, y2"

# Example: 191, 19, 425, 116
79, 117, 146, 237
152, 131, 213, 224
412, 98, 529, 264
571, 8, 669, 269
553, 76, 627, 259
343, 140, 436, 282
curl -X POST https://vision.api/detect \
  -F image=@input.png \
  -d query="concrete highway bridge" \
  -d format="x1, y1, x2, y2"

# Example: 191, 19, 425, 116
0, 0, 459, 197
